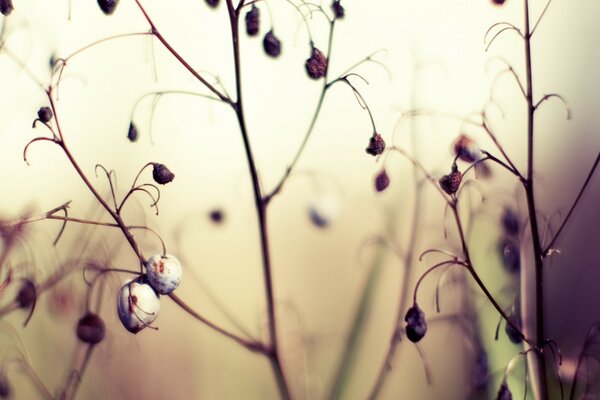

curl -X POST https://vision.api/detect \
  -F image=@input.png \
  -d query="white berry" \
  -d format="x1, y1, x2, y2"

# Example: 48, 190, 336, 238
117, 277, 161, 334
145, 254, 182, 295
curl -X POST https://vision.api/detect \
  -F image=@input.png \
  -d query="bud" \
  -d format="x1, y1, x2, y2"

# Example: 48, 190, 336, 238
331, 0, 344, 19
117, 277, 161, 334
263, 30, 282, 58
365, 133, 385, 156
404, 304, 427, 343
439, 165, 462, 195
127, 122, 138, 142
37, 107, 53, 123
305, 46, 328, 79
0, 0, 13, 16
97, 0, 119, 15
152, 163, 175, 185
145, 254, 182, 295
453, 134, 480, 163
16, 280, 36, 309
205, 0, 219, 8
374, 169, 390, 192
496, 382, 512, 400
76, 313, 106, 344
245, 5, 260, 36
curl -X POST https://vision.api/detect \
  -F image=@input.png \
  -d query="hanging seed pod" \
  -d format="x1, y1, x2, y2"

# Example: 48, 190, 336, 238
499, 237, 520, 273
127, 122, 138, 142
209, 209, 224, 224
205, 0, 219, 8
263, 30, 282, 58
331, 1, 344, 19
374, 169, 390, 192
152, 163, 175, 185
439, 165, 462, 195
404, 304, 427, 343
0, 373, 10, 399
365, 133, 385, 156
16, 280, 36, 309
505, 314, 523, 344
145, 254, 182, 295
501, 207, 520, 237
76, 313, 105, 344
305, 46, 328, 79
37, 107, 53, 123
491, 0, 506, 5
471, 348, 490, 392
496, 381, 512, 400
117, 277, 161, 334
245, 5, 260, 36
453, 134, 480, 163
97, 0, 119, 15
0, 0, 13, 16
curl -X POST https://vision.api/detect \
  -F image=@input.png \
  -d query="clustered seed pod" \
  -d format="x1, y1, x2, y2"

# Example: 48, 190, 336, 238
97, 0, 119, 15
453, 134, 480, 163
263, 30, 282, 58
127, 122, 138, 142
205, 0, 219, 8
505, 314, 523, 344
117, 277, 161, 334
152, 163, 175, 185
245, 5, 260, 36
145, 254, 182, 295
496, 381, 512, 400
0, 0, 13, 16
498, 237, 520, 273
365, 133, 385, 156
404, 304, 427, 343
37, 107, 53, 123
439, 165, 462, 195
331, 0, 344, 19
308, 195, 339, 229
374, 169, 390, 192
501, 207, 520, 236
76, 313, 105, 344
305, 46, 328, 79
16, 280, 36, 309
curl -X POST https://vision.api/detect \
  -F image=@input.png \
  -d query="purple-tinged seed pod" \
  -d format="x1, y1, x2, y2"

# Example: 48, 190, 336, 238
16, 280, 36, 309
205, 0, 219, 8
499, 237, 520, 273
505, 314, 523, 344
209, 209, 224, 224
145, 254, 182, 295
263, 30, 282, 58
305, 46, 328, 79
491, 0, 506, 5
501, 207, 520, 236
496, 381, 512, 400
365, 133, 385, 156
331, 0, 344, 19
0, 0, 13, 16
404, 304, 427, 343
97, 0, 119, 15
0, 373, 10, 399
245, 5, 260, 36
374, 169, 390, 192
37, 107, 53, 123
127, 122, 138, 142
117, 277, 160, 334
76, 312, 105, 344
152, 163, 175, 185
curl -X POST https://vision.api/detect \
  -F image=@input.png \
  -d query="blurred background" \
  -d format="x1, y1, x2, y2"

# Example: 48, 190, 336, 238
0, 0, 599, 398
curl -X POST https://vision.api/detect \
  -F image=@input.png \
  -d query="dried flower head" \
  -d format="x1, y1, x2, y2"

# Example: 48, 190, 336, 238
365, 133, 385, 156
0, 0, 13, 16
439, 165, 462, 195
76, 312, 106, 344
305, 47, 328, 79
374, 169, 390, 192
404, 304, 427, 343
97, 0, 119, 15
117, 277, 161, 334
453, 134, 480, 163
263, 30, 282, 58
332, 0, 345, 19
245, 5, 260, 36
127, 122, 138, 142
152, 163, 175, 185
37, 107, 53, 123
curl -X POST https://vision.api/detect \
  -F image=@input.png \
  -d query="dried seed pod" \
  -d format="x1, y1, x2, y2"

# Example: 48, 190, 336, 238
209, 209, 224, 224
97, 0, 119, 15
16, 280, 36, 309
496, 381, 512, 400
365, 133, 385, 156
0, 373, 10, 399
439, 166, 462, 195
505, 314, 523, 344
501, 207, 519, 236
453, 134, 480, 163
308, 195, 339, 228
263, 31, 282, 58
491, 0, 506, 5
145, 254, 182, 295
117, 277, 161, 334
0, 0, 13, 16
305, 47, 328, 79
471, 348, 490, 392
404, 304, 427, 343
245, 5, 260, 36
499, 237, 520, 273
127, 122, 138, 142
37, 107, 53, 123
374, 169, 390, 192
152, 163, 175, 185
76, 313, 105, 344
205, 0, 219, 8
331, 0, 344, 19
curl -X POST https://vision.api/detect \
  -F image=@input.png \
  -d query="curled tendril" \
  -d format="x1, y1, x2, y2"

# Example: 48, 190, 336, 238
534, 93, 572, 120
22, 137, 57, 165
484, 22, 523, 52
95, 164, 119, 211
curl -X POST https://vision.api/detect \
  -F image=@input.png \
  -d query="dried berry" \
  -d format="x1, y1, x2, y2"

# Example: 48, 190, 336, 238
332, 0, 344, 19
117, 277, 160, 334
374, 169, 390, 192
152, 163, 175, 185
16, 280, 36, 309
205, 0, 219, 8
439, 166, 462, 195
145, 254, 182, 295
305, 47, 328, 79
404, 304, 427, 343
505, 314, 523, 344
0, 0, 13, 16
245, 5, 260, 36
76, 313, 105, 344
453, 134, 480, 163
37, 107, 53, 123
263, 31, 282, 58
501, 207, 519, 236
127, 122, 138, 142
97, 0, 119, 15
499, 237, 520, 273
365, 133, 385, 156
308, 195, 339, 228
496, 381, 512, 400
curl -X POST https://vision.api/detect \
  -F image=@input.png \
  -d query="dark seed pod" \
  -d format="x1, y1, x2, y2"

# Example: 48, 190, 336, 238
127, 122, 138, 142
305, 46, 328, 79
331, 0, 344, 19
0, 0, 13, 16
245, 5, 260, 36
97, 0, 119, 15
505, 314, 523, 344
471, 348, 490, 392
152, 163, 175, 185
499, 237, 520, 273
439, 166, 462, 195
16, 280, 36, 309
205, 0, 219, 8
37, 107, 53, 123
0, 373, 10, 399
404, 304, 427, 343
209, 209, 224, 224
263, 30, 282, 58
374, 169, 390, 192
491, 0, 506, 5
496, 381, 512, 400
365, 133, 385, 156
501, 207, 519, 236
76, 313, 106, 344
453, 134, 480, 163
